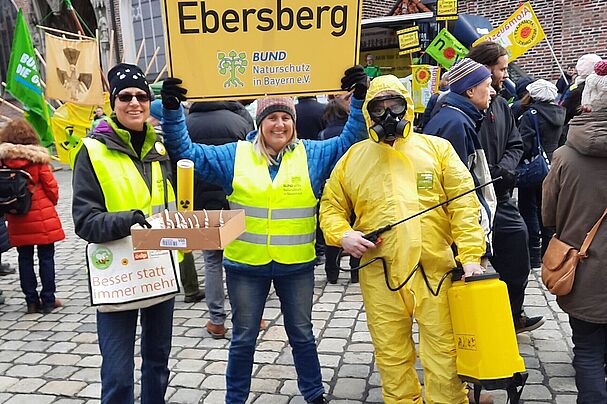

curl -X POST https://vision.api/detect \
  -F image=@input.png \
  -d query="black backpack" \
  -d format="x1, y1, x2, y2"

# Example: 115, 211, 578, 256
0, 164, 34, 215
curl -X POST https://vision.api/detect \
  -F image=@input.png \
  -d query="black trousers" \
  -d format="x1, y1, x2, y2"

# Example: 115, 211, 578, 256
489, 198, 530, 320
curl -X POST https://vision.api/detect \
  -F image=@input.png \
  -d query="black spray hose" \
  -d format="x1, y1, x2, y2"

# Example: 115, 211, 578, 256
339, 255, 462, 293
333, 177, 502, 292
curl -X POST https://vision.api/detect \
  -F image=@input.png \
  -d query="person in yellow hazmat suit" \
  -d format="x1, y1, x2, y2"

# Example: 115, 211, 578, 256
320, 75, 487, 404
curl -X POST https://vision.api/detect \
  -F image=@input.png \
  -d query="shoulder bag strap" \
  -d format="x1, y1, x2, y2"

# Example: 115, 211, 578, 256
529, 109, 543, 155
579, 207, 607, 257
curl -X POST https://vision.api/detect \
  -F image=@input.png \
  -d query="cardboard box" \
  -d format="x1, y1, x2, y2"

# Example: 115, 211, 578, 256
131, 210, 245, 250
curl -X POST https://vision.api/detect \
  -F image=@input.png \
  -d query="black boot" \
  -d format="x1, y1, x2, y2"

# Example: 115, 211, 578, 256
324, 246, 340, 284
0, 263, 15, 276
309, 395, 328, 404
529, 246, 541, 268
350, 269, 359, 284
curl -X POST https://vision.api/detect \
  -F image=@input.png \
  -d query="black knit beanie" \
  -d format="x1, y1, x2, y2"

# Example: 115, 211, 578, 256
108, 63, 152, 109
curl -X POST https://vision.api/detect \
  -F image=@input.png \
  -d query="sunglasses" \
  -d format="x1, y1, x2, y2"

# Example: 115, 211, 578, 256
116, 93, 150, 103
367, 95, 407, 119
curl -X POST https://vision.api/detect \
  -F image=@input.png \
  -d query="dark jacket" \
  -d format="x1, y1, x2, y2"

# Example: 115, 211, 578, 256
319, 117, 347, 140
419, 91, 448, 131
556, 73, 572, 95
72, 117, 174, 243
511, 100, 525, 122
562, 81, 586, 125
518, 102, 566, 162
0, 218, 9, 253
478, 95, 524, 201
424, 92, 484, 164
295, 97, 326, 140
423, 92, 496, 252
186, 101, 254, 210
542, 109, 607, 323
0, 144, 64, 247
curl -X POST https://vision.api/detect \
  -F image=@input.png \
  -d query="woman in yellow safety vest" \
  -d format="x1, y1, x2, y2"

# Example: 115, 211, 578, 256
159, 66, 368, 404
72, 63, 176, 404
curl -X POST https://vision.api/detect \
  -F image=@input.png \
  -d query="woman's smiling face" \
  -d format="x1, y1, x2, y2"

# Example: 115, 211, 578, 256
260, 111, 294, 154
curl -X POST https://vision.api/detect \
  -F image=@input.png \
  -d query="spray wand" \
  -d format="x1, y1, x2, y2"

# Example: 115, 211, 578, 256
337, 177, 502, 292
362, 176, 502, 244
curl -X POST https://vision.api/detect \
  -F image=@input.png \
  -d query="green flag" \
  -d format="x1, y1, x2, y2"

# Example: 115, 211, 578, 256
5, 10, 53, 147
425, 29, 468, 69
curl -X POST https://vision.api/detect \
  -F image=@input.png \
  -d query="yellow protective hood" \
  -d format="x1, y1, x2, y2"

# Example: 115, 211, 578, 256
363, 75, 416, 142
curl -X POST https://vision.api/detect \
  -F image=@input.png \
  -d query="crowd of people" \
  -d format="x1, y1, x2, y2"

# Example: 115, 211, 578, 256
0, 40, 605, 404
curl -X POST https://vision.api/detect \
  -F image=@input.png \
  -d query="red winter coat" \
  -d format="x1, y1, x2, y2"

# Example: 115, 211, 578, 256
0, 143, 64, 247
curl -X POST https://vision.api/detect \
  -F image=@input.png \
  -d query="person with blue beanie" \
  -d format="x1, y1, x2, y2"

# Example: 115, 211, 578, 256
424, 58, 497, 265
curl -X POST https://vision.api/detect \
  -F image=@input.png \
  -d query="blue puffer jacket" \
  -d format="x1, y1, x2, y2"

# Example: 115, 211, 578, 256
161, 96, 367, 271
161, 97, 365, 198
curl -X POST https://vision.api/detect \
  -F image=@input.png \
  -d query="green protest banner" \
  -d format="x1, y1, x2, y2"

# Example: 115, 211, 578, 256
5, 10, 53, 146
425, 28, 468, 69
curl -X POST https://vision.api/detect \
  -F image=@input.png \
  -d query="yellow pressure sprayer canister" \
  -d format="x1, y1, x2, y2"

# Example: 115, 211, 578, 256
448, 273, 528, 403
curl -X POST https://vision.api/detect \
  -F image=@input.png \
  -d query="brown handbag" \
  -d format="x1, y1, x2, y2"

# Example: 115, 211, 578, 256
541, 208, 607, 296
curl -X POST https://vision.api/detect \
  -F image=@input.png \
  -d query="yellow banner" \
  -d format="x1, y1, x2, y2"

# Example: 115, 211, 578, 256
160, 0, 362, 100
472, 2, 544, 62
51, 93, 111, 164
411, 65, 439, 113
436, 0, 458, 21
45, 34, 104, 106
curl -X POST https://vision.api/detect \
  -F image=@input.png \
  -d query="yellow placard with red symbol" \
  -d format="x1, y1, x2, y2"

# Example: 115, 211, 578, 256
472, 2, 545, 62
411, 65, 440, 113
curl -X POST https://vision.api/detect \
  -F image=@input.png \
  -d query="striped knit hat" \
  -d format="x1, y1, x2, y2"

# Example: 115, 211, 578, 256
256, 97, 296, 126
448, 58, 492, 95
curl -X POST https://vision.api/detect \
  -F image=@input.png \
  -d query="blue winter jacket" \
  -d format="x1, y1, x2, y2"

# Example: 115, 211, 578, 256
161, 96, 367, 272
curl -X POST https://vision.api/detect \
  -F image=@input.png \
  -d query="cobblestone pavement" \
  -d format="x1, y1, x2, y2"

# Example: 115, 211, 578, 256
0, 167, 577, 403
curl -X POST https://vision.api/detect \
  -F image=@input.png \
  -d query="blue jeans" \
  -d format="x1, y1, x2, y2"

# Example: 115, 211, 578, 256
225, 264, 323, 403
570, 316, 607, 403
17, 243, 55, 306
97, 298, 175, 404
203, 250, 227, 325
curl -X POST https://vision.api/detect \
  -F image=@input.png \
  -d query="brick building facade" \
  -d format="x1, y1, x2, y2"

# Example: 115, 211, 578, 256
459, 0, 607, 80
363, 0, 606, 80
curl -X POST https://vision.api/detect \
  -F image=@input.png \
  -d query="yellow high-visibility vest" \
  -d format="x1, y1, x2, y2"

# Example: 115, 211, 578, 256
225, 141, 317, 265
81, 137, 175, 215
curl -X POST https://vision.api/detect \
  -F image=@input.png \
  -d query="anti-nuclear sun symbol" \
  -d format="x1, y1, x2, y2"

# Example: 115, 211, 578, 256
218, 51, 247, 88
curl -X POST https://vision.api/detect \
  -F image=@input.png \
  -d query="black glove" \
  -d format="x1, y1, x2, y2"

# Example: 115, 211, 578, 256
341, 65, 368, 100
161, 78, 187, 110
132, 210, 152, 229
492, 167, 516, 196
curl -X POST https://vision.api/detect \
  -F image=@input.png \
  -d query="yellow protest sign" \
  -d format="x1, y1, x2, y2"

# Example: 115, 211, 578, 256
411, 65, 439, 113
161, 0, 362, 100
436, 0, 458, 21
397, 26, 420, 55
473, 2, 544, 62
51, 93, 111, 164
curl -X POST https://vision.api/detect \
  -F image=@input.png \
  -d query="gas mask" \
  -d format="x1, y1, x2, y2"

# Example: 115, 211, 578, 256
367, 95, 410, 143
